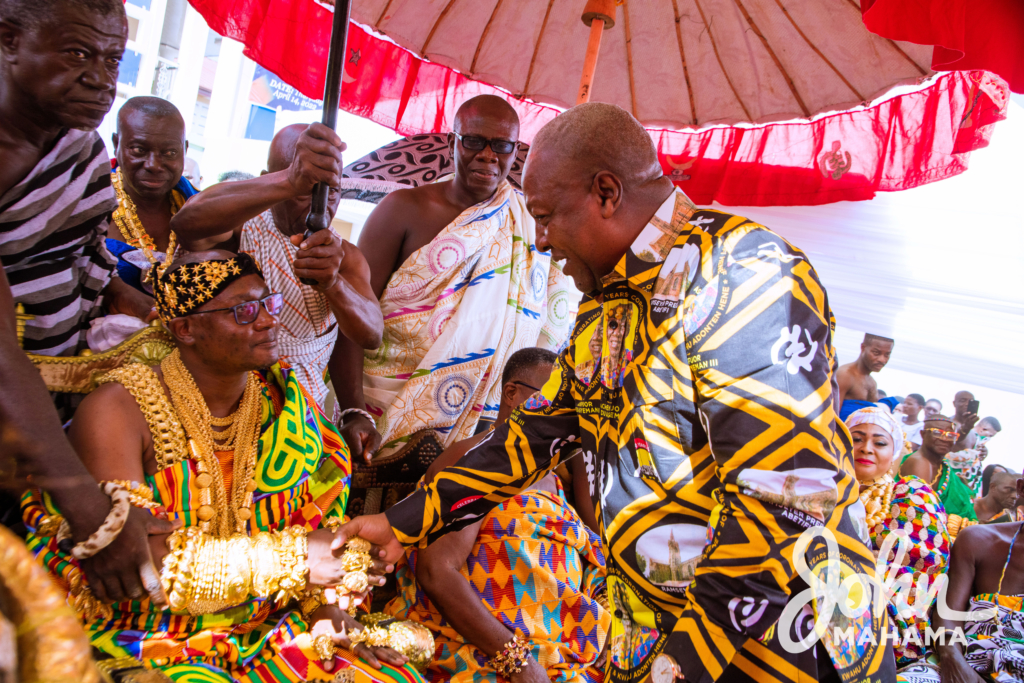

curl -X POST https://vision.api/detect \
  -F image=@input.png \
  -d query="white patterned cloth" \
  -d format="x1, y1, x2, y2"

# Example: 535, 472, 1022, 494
240, 210, 336, 408
363, 179, 578, 459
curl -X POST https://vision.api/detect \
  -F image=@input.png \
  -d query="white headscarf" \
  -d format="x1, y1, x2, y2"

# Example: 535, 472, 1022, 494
846, 405, 905, 455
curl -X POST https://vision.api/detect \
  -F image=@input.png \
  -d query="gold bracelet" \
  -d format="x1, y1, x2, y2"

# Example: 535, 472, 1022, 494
350, 613, 436, 673
489, 633, 530, 677
160, 526, 309, 614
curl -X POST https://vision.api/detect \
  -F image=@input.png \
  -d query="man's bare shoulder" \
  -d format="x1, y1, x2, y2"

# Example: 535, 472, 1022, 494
957, 522, 1015, 556
370, 184, 447, 218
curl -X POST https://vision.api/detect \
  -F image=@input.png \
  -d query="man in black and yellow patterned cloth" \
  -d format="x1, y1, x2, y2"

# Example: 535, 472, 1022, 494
340, 103, 893, 683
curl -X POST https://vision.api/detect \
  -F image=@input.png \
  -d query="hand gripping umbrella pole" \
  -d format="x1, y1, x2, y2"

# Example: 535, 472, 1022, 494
302, 0, 352, 275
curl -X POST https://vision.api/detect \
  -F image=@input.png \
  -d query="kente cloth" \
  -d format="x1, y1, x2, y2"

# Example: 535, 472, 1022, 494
383, 189, 893, 683
384, 484, 610, 683
0, 128, 117, 356
903, 452, 978, 521
362, 179, 577, 461
22, 364, 423, 683
870, 476, 950, 667
241, 210, 337, 409
106, 171, 198, 293
839, 398, 876, 421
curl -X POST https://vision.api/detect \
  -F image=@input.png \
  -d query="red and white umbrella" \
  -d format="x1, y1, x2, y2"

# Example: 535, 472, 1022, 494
188, 0, 1010, 206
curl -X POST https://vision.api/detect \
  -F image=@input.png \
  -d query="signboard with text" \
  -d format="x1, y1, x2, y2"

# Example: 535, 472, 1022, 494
249, 66, 321, 112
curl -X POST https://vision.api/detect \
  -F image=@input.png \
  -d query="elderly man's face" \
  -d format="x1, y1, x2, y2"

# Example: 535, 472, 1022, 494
991, 474, 1020, 510
180, 275, 280, 371
2, 6, 126, 130
524, 148, 620, 293
449, 110, 518, 198
115, 111, 185, 201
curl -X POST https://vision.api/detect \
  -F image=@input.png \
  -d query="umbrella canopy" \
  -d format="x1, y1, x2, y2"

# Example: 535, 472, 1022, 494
188, 0, 1011, 205
354, 0, 935, 130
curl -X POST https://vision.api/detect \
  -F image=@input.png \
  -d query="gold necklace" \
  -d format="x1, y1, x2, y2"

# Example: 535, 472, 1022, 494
161, 349, 263, 537
859, 474, 895, 530
111, 169, 182, 278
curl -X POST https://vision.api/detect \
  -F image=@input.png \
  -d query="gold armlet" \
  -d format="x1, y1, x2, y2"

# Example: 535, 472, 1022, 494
160, 526, 308, 615
948, 514, 963, 539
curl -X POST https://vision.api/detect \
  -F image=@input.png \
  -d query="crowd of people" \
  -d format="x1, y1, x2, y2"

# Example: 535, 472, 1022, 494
0, 1, 1021, 682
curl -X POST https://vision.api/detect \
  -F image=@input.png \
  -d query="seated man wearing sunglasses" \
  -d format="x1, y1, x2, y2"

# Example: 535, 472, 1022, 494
22, 251, 422, 682
901, 415, 979, 533
171, 123, 383, 411
332, 95, 577, 509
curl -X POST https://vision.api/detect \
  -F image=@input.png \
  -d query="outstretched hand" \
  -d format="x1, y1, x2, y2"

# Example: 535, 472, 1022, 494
333, 514, 404, 564
78, 505, 181, 605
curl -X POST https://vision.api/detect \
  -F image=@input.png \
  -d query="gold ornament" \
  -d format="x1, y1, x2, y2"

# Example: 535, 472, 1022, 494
353, 613, 436, 672
159, 525, 309, 615
100, 479, 161, 510
98, 364, 189, 469
858, 474, 895, 531
487, 633, 530, 677
111, 169, 183, 280
162, 349, 262, 536
312, 633, 337, 664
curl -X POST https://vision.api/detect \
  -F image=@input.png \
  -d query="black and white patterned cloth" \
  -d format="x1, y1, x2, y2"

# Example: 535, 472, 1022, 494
0, 129, 117, 356
342, 133, 530, 193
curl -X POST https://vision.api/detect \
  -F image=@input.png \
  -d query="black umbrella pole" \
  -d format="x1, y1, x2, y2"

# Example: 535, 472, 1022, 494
304, 0, 352, 238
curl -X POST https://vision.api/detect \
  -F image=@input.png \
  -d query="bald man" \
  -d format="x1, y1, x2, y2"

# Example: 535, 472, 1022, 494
338, 102, 891, 683
108, 96, 196, 292
974, 469, 1018, 523
332, 94, 577, 490
171, 123, 382, 408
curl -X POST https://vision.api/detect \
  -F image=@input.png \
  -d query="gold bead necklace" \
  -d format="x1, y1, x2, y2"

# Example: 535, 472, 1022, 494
859, 473, 895, 531
161, 349, 263, 537
111, 169, 183, 279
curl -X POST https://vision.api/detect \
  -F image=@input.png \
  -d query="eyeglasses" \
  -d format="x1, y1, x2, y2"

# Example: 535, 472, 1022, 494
923, 427, 960, 440
454, 132, 517, 155
181, 293, 283, 325
511, 380, 541, 392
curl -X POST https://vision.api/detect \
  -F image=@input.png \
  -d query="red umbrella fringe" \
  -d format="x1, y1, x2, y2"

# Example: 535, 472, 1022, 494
189, 0, 1010, 207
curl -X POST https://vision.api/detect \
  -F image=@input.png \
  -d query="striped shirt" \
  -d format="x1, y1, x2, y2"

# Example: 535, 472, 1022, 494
0, 129, 117, 356
240, 210, 337, 408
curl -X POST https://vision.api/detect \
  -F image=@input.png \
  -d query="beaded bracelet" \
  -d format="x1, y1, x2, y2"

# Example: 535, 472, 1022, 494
56, 482, 132, 560
490, 634, 530, 677
338, 408, 377, 428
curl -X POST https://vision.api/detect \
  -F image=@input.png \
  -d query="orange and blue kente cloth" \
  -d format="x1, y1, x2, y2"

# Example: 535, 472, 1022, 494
385, 481, 609, 683
23, 363, 425, 683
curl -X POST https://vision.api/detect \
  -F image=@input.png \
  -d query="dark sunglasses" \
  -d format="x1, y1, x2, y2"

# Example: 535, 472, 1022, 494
511, 380, 541, 392
454, 132, 517, 155
181, 292, 283, 325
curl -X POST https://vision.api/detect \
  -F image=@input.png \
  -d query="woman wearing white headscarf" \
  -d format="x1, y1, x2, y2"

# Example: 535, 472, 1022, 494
847, 406, 951, 668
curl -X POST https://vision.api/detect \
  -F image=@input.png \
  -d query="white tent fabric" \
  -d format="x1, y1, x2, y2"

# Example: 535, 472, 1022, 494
718, 98, 1024, 395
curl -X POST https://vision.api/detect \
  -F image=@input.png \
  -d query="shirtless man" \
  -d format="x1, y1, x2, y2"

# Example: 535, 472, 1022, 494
911, 479, 1024, 683
836, 333, 893, 420
333, 95, 573, 466
0, 0, 174, 607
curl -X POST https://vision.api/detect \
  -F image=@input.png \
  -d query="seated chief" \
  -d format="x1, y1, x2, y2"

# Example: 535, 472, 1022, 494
21, 251, 421, 683
386, 347, 610, 683
171, 124, 383, 410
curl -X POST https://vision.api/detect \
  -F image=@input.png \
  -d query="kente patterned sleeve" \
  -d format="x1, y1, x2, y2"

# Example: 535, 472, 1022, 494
385, 334, 583, 546
667, 223, 874, 659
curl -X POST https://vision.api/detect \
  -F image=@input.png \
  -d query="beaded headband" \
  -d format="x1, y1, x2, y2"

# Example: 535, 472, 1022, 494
153, 254, 263, 322
845, 405, 905, 455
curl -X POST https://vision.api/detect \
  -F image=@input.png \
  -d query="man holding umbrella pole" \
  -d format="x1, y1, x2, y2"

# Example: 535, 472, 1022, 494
337, 103, 893, 683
